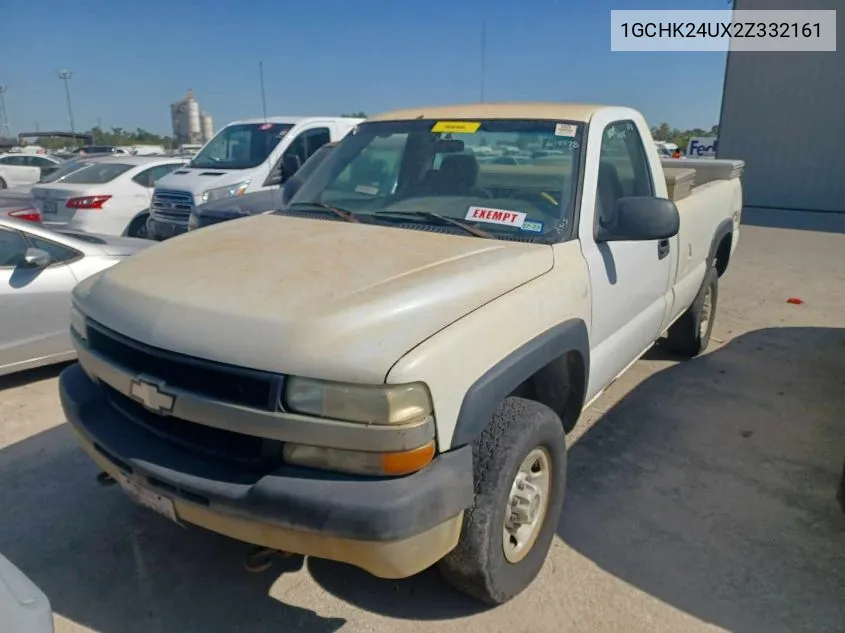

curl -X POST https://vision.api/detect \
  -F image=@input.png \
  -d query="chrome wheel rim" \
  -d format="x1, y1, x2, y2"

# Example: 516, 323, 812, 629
503, 447, 552, 564
699, 286, 712, 339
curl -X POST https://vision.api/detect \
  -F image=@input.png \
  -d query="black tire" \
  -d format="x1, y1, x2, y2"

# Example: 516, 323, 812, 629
127, 214, 150, 239
0, 177, 6, 189
666, 266, 718, 357
438, 397, 566, 605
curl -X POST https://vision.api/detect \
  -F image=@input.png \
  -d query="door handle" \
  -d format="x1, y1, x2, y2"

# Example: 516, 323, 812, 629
657, 239, 670, 260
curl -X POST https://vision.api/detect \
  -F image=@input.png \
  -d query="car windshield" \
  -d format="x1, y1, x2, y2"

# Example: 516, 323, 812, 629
288, 118, 583, 239
59, 162, 133, 184
190, 122, 294, 170
39, 159, 91, 183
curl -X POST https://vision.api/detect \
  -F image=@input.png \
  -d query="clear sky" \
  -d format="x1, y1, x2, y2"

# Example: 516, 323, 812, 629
1, 0, 729, 136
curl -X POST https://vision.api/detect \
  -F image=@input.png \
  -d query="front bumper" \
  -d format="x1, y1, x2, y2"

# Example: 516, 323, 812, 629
59, 363, 474, 578
146, 216, 188, 241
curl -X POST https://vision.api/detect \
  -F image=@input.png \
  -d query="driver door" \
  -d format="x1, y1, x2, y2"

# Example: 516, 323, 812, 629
0, 226, 80, 375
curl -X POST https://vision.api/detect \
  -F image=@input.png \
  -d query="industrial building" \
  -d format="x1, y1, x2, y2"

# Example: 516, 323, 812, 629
718, 0, 844, 213
170, 90, 214, 147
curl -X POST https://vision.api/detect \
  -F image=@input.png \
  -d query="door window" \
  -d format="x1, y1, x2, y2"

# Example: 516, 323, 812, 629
283, 127, 332, 169
596, 120, 654, 230
0, 155, 28, 166
25, 235, 81, 264
0, 227, 28, 267
133, 163, 182, 188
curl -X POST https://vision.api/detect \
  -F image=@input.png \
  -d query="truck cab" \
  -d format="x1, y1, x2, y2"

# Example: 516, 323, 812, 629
147, 116, 363, 240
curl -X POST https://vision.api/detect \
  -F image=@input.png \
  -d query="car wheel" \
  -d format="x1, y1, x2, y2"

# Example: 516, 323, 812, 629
438, 397, 566, 605
127, 214, 150, 239
0, 177, 6, 189
666, 266, 718, 357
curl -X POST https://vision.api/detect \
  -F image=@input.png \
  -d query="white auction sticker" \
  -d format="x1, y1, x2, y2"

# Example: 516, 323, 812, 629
555, 123, 577, 137
465, 206, 526, 228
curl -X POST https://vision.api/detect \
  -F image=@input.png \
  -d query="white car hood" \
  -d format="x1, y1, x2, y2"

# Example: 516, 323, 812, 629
73, 215, 553, 384
154, 166, 258, 198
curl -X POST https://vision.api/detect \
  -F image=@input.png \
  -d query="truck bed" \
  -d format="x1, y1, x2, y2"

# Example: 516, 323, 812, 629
662, 158, 745, 202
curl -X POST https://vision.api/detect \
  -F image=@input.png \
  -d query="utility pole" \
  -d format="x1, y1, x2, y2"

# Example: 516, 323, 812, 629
57, 69, 75, 134
259, 61, 268, 121
0, 86, 10, 137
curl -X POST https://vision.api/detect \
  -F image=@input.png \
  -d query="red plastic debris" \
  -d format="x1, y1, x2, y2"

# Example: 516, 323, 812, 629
786, 297, 804, 305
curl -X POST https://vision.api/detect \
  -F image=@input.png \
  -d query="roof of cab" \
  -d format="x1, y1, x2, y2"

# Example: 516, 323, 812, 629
366, 102, 609, 124
225, 116, 365, 126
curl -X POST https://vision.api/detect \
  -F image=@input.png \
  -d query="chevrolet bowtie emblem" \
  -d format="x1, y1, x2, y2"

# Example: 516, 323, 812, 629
129, 377, 175, 414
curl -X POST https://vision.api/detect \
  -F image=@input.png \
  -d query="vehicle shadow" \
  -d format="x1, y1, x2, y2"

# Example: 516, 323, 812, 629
559, 326, 845, 633
0, 424, 345, 633
741, 206, 845, 234
0, 361, 72, 392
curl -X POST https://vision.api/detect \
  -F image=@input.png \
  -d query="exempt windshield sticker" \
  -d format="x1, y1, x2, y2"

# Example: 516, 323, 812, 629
466, 206, 526, 228
521, 220, 544, 233
431, 121, 481, 134
554, 123, 577, 137
355, 185, 379, 195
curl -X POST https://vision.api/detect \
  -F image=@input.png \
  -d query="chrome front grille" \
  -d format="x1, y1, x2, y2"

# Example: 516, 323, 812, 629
150, 189, 194, 225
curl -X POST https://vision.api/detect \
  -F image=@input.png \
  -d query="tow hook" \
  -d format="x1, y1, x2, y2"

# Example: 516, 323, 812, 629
96, 471, 116, 486
243, 546, 303, 573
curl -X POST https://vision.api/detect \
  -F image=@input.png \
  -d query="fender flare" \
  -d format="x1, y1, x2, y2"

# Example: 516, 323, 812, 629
709, 218, 734, 273
450, 318, 590, 447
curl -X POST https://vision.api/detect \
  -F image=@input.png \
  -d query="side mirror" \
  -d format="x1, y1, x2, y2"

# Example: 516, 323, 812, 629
281, 176, 303, 206
282, 154, 303, 180
23, 247, 51, 268
264, 161, 285, 187
596, 196, 680, 243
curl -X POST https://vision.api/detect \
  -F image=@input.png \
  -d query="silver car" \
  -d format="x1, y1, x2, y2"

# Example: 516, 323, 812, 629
0, 553, 54, 633
0, 216, 152, 377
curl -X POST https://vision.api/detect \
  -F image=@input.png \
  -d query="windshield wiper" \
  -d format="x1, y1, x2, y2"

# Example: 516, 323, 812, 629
373, 210, 492, 238
287, 202, 359, 223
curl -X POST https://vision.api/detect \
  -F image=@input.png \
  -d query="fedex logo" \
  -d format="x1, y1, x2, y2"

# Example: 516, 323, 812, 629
687, 137, 718, 157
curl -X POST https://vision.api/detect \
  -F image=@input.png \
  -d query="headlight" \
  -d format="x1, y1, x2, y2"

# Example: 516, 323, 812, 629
70, 305, 87, 341
284, 377, 432, 425
200, 179, 250, 204
283, 441, 435, 477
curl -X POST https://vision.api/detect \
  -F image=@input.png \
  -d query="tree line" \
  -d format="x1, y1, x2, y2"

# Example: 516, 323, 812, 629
651, 123, 719, 150
34, 126, 174, 150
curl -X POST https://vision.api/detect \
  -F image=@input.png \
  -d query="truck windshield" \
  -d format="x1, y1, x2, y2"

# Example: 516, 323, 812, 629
288, 119, 583, 239
190, 122, 294, 170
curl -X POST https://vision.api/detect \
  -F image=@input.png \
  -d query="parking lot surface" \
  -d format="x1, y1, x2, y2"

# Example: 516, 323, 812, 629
1, 219, 844, 633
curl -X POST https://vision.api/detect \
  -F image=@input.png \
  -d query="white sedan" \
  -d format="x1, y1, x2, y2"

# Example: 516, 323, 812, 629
31, 156, 186, 237
0, 216, 153, 377
0, 153, 63, 189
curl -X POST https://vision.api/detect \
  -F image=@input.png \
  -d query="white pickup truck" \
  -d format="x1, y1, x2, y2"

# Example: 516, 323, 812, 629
60, 103, 743, 605
146, 116, 363, 240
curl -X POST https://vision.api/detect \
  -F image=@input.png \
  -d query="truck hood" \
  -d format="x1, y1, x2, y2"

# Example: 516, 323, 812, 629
155, 166, 259, 198
73, 215, 553, 383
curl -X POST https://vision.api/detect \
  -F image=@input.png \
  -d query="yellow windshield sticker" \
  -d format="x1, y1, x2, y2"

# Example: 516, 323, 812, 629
431, 121, 481, 133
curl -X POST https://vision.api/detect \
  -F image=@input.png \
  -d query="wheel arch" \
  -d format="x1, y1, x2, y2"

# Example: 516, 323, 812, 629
710, 218, 734, 277
451, 319, 590, 447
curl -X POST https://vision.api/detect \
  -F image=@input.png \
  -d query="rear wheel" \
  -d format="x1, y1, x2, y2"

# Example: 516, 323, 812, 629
666, 266, 718, 357
127, 214, 150, 239
0, 177, 7, 189
438, 397, 566, 604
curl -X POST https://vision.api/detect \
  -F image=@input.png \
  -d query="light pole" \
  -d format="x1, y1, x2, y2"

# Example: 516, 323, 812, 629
57, 69, 75, 134
0, 86, 9, 138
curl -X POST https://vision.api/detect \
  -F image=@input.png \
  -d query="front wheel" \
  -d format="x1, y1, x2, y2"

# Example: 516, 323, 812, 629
438, 397, 566, 604
126, 214, 150, 239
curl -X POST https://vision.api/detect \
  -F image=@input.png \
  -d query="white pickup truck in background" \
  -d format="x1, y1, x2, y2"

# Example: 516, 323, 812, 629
61, 102, 742, 606
145, 116, 363, 240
